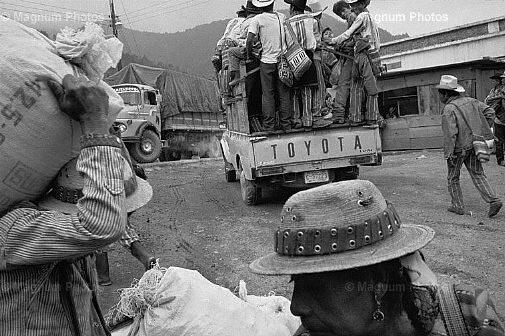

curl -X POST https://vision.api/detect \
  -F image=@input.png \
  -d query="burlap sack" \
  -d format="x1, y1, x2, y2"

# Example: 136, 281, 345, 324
0, 19, 124, 213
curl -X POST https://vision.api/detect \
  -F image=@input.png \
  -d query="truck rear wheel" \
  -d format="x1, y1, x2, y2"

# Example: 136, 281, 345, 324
240, 170, 261, 205
130, 129, 162, 163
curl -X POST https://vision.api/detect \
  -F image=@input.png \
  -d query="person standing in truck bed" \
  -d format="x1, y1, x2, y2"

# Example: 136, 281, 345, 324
247, 0, 293, 132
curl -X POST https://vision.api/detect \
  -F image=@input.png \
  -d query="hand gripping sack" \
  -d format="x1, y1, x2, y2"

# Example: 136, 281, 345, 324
0, 19, 124, 214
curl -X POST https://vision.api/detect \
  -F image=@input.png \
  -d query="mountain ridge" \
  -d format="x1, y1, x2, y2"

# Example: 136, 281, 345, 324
28, 13, 408, 79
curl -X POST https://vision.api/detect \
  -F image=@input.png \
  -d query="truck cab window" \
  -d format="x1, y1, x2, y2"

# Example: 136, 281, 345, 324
145, 91, 157, 106
120, 92, 141, 106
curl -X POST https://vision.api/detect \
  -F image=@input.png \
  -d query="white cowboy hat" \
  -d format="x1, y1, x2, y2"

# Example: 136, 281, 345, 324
435, 75, 465, 93
307, 0, 328, 16
249, 180, 435, 275
252, 0, 274, 7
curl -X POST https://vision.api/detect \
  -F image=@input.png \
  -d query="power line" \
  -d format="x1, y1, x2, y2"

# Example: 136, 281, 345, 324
126, 0, 190, 21
17, 0, 104, 16
0, 1, 97, 20
128, 0, 210, 24
122, 0, 180, 18
118, 0, 142, 57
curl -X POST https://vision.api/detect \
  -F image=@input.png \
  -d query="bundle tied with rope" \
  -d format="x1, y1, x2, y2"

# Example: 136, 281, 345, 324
107, 266, 301, 336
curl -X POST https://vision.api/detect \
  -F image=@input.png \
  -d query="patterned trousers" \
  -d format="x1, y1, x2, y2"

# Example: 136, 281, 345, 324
349, 52, 378, 123
447, 149, 500, 210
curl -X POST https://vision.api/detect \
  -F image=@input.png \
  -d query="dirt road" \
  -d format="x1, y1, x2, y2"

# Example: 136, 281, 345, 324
98, 149, 505, 316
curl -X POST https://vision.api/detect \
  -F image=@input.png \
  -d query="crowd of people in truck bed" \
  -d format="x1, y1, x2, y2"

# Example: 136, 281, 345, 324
212, 0, 383, 134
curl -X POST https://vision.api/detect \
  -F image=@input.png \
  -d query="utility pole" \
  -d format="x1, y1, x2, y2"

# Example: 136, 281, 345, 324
109, 0, 122, 70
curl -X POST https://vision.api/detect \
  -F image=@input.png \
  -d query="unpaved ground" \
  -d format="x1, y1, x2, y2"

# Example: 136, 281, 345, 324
98, 149, 505, 317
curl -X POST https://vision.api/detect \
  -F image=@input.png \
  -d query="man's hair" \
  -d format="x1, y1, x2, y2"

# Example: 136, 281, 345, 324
438, 89, 460, 98
333, 0, 350, 16
261, 3, 274, 12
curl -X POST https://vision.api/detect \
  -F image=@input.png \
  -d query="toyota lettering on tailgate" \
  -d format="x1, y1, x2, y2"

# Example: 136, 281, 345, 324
255, 132, 376, 164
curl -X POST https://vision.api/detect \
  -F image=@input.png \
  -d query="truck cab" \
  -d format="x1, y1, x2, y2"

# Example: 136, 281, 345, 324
219, 64, 382, 205
112, 84, 163, 163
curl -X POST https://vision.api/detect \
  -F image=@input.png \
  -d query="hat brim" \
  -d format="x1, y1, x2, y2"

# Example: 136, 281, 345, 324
39, 177, 153, 215
309, 6, 328, 17
249, 224, 435, 275
252, 0, 274, 7
435, 84, 465, 93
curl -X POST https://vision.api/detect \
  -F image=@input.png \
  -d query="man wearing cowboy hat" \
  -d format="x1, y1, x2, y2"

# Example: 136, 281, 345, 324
437, 74, 502, 218
247, 0, 294, 132
485, 70, 505, 166
249, 180, 504, 336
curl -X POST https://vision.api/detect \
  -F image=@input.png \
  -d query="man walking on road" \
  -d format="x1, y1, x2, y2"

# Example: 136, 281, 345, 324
485, 71, 505, 166
437, 75, 503, 218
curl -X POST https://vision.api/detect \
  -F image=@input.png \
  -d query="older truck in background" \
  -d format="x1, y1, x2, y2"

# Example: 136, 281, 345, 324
220, 64, 382, 205
112, 84, 163, 163
106, 63, 224, 162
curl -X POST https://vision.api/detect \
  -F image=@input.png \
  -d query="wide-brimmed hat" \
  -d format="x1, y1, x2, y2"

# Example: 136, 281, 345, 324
252, 0, 274, 7
284, 0, 309, 11
490, 70, 505, 79
345, 0, 371, 5
237, 5, 247, 16
39, 150, 153, 215
435, 75, 465, 93
249, 180, 435, 275
307, 0, 328, 16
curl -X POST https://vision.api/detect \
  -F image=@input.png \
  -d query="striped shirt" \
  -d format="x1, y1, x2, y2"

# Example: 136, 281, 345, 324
330, 10, 381, 51
0, 142, 126, 268
0, 138, 127, 335
285, 14, 318, 51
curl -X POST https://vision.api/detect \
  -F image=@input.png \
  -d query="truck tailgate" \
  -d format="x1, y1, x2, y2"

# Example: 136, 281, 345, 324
252, 128, 379, 167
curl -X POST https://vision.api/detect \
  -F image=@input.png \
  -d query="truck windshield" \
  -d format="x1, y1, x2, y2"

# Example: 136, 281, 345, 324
119, 92, 141, 106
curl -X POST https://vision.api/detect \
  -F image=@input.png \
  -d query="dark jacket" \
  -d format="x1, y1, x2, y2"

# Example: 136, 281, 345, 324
441, 96, 495, 159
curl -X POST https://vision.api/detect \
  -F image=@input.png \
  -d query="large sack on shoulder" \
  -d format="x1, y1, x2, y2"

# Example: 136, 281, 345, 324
0, 19, 123, 214
107, 266, 299, 336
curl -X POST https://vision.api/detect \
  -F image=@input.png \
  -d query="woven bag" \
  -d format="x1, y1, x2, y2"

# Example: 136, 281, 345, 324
283, 21, 312, 80
275, 14, 293, 87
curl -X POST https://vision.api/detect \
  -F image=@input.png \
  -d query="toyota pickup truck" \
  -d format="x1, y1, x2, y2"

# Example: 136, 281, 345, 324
219, 64, 382, 205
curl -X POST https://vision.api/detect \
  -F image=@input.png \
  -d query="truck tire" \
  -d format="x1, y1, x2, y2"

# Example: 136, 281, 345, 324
240, 170, 261, 205
129, 129, 162, 163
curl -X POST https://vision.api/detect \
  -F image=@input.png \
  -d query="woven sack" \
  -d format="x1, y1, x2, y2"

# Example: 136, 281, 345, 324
472, 135, 491, 163
109, 267, 297, 336
283, 22, 312, 80
0, 19, 124, 214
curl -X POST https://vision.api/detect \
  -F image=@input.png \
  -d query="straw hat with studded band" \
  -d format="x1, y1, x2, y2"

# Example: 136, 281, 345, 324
249, 180, 435, 275
39, 145, 153, 215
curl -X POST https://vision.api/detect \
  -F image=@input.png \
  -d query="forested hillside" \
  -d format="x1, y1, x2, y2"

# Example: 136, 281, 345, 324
30, 12, 407, 79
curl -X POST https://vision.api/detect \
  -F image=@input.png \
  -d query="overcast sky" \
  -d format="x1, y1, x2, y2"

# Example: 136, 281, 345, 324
1, 0, 504, 37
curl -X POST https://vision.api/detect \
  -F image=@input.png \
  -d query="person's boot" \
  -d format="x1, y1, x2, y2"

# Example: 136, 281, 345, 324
130, 241, 156, 271
94, 251, 112, 286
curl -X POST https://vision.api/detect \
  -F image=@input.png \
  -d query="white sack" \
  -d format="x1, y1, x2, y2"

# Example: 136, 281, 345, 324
0, 18, 124, 213
113, 267, 297, 336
